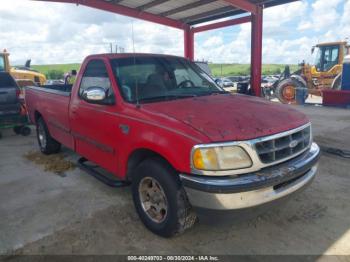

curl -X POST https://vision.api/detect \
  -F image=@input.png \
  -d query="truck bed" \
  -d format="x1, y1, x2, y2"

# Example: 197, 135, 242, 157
25, 84, 74, 149
28, 84, 73, 96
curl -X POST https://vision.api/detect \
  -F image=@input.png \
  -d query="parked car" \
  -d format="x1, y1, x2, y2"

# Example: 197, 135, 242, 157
0, 72, 20, 117
46, 79, 65, 85
0, 72, 31, 138
215, 77, 236, 92
227, 76, 245, 85
26, 53, 320, 237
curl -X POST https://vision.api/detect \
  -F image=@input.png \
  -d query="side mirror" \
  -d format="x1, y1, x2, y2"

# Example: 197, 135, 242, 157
311, 46, 315, 54
81, 86, 107, 104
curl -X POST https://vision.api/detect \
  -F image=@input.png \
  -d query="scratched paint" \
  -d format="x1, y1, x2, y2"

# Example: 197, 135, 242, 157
142, 94, 309, 142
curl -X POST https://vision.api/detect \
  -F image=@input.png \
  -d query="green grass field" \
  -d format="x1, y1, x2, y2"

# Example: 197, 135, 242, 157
32, 63, 298, 79
32, 64, 81, 79
209, 63, 298, 77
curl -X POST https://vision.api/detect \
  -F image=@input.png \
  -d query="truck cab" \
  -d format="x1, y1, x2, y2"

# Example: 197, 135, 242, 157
309, 41, 349, 90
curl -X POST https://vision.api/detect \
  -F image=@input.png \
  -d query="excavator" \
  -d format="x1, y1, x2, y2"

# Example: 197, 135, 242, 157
273, 41, 350, 103
0, 49, 46, 86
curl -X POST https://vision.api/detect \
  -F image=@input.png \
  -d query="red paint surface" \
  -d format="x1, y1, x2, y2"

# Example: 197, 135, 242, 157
222, 0, 258, 14
250, 6, 263, 97
184, 27, 194, 60
26, 54, 308, 179
322, 90, 350, 106
192, 16, 251, 33
142, 94, 309, 142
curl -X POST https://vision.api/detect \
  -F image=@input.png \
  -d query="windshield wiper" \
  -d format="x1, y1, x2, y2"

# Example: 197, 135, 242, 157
197, 90, 228, 96
138, 94, 197, 103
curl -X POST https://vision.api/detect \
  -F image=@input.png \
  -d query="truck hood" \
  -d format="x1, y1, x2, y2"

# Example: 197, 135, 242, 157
142, 94, 309, 142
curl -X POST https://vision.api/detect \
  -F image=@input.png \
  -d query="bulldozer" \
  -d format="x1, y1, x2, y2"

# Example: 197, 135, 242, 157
0, 50, 46, 86
273, 41, 350, 103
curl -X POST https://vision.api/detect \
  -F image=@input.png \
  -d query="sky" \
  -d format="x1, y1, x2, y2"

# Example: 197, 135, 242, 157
0, 0, 349, 65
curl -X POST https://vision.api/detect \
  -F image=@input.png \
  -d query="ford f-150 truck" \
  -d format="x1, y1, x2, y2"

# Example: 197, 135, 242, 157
25, 53, 320, 237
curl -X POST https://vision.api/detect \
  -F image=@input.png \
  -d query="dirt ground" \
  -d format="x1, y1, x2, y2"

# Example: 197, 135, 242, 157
0, 105, 349, 256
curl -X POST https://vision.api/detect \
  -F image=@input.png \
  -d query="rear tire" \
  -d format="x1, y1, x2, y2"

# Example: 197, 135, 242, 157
275, 78, 300, 104
36, 117, 61, 154
131, 158, 197, 237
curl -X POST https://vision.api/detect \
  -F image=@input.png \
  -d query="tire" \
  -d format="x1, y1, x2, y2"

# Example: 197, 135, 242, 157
131, 158, 197, 237
13, 126, 22, 135
36, 117, 61, 154
20, 126, 31, 136
331, 74, 342, 90
275, 78, 301, 104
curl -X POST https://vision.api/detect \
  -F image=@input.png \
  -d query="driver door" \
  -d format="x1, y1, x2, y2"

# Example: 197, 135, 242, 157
70, 59, 121, 174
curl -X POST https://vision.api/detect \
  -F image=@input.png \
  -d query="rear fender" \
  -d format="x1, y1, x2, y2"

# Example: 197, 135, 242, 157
290, 74, 307, 88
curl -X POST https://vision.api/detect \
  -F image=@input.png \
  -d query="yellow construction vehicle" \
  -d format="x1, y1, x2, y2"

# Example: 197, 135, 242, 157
0, 50, 46, 86
273, 41, 350, 103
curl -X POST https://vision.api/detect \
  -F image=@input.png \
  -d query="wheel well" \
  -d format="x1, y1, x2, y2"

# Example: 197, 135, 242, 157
126, 149, 173, 182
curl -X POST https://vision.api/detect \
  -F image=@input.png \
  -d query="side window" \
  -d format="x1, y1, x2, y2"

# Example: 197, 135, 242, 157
79, 60, 115, 103
323, 46, 339, 71
0, 56, 5, 71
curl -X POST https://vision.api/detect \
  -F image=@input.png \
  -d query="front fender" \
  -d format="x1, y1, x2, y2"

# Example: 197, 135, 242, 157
119, 129, 197, 178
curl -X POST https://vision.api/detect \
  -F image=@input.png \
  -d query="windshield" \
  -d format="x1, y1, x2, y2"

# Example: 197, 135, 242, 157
111, 56, 224, 103
0, 55, 5, 71
313, 47, 322, 70
313, 45, 340, 72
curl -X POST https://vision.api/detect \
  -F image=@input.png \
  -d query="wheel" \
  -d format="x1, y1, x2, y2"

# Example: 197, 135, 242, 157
131, 158, 197, 237
13, 126, 22, 135
275, 78, 301, 104
331, 74, 342, 90
36, 117, 61, 154
20, 126, 31, 136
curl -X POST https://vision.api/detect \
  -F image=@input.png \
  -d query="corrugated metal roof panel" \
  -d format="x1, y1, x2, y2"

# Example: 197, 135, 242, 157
39, 0, 300, 26
146, 0, 198, 14
118, 0, 153, 9
168, 1, 232, 20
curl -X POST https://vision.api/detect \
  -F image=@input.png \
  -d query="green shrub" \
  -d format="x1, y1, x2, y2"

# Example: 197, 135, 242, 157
47, 69, 64, 80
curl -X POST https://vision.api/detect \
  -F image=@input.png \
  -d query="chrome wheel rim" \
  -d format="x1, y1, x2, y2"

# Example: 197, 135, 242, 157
138, 177, 168, 223
38, 123, 47, 148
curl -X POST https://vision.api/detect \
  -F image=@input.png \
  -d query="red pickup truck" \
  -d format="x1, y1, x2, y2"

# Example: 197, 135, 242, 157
26, 53, 320, 237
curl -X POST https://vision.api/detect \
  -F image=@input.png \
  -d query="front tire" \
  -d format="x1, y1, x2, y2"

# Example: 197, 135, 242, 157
131, 158, 197, 237
275, 78, 300, 104
36, 117, 61, 154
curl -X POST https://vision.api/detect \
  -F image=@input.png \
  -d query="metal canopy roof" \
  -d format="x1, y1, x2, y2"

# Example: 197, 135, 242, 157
113, 0, 299, 25
40, 0, 299, 26
36, 0, 299, 97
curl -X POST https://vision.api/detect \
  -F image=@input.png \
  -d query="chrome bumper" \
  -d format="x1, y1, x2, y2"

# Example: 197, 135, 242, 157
180, 143, 320, 210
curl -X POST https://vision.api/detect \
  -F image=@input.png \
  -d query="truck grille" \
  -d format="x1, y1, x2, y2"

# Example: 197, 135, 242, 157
255, 125, 311, 164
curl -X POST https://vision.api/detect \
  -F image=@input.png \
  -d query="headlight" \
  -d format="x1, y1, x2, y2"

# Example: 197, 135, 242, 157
192, 145, 252, 171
